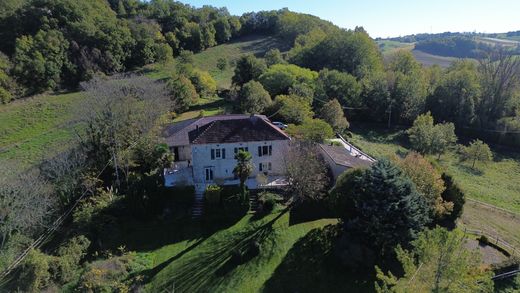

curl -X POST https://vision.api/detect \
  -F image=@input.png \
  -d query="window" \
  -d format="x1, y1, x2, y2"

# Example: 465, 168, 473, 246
234, 147, 249, 154
259, 162, 272, 172
211, 148, 226, 160
257, 145, 273, 157
205, 167, 214, 181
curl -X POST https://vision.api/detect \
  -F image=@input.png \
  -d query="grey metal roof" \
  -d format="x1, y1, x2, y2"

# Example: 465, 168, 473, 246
319, 144, 373, 169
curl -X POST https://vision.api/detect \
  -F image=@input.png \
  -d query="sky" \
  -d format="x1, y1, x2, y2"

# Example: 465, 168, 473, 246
179, 0, 520, 38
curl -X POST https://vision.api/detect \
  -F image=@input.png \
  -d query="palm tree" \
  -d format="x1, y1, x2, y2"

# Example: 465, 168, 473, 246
233, 150, 253, 197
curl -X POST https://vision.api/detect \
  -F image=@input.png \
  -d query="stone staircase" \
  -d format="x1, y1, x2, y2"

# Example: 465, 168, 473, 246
248, 192, 259, 214
192, 184, 205, 218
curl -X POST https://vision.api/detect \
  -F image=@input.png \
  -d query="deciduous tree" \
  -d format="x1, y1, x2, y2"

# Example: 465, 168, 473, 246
238, 80, 272, 114
376, 227, 494, 293
461, 139, 493, 168
232, 55, 266, 86
285, 141, 329, 204
318, 98, 349, 132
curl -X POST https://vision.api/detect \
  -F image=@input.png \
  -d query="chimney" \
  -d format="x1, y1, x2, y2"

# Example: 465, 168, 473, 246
250, 114, 258, 124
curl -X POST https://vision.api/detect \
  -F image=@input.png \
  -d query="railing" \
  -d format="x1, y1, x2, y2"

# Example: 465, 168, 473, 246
463, 227, 519, 258
336, 133, 377, 162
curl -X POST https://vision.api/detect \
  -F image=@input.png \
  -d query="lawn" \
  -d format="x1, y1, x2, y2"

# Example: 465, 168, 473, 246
145, 34, 288, 89
348, 122, 520, 246
0, 92, 84, 170
123, 209, 373, 293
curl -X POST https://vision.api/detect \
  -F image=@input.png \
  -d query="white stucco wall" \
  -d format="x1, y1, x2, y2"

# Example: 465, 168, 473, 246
319, 148, 348, 180
191, 140, 289, 184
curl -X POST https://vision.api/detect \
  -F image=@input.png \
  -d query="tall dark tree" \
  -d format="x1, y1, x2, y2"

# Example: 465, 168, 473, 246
331, 159, 431, 254
232, 55, 267, 86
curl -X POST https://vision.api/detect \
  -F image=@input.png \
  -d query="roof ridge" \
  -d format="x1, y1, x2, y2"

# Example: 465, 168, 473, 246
192, 120, 217, 144
260, 118, 291, 140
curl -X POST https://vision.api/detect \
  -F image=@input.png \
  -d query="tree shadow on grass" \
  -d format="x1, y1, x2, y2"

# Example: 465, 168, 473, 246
149, 209, 288, 292
262, 225, 375, 293
458, 164, 484, 176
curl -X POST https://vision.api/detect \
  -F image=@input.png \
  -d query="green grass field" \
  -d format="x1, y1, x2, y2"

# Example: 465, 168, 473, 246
377, 40, 414, 55
145, 35, 287, 89
0, 92, 84, 170
131, 209, 372, 293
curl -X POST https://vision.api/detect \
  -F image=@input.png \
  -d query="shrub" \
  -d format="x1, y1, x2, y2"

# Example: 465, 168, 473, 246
205, 185, 222, 205
19, 249, 51, 292
479, 235, 489, 245
258, 192, 282, 212
76, 253, 137, 292
52, 235, 91, 283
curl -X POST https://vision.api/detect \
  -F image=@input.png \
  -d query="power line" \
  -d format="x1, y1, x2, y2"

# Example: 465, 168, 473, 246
0, 140, 139, 281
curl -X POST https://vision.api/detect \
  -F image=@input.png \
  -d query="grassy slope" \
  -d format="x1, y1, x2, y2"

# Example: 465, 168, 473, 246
348, 123, 520, 245
145, 35, 287, 89
0, 92, 84, 170
0, 35, 280, 169
139, 210, 372, 293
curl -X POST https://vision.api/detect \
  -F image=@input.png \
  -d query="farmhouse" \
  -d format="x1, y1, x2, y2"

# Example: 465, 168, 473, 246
163, 114, 291, 191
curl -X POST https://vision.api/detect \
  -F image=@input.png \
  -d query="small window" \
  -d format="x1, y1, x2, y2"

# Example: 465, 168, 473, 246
259, 163, 263, 172
268, 162, 272, 171
215, 149, 221, 158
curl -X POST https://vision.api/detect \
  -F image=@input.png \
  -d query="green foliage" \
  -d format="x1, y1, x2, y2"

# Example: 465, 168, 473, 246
388, 51, 428, 122
427, 60, 480, 126
238, 80, 272, 114
289, 28, 383, 78
19, 249, 51, 292
189, 69, 217, 97
13, 29, 69, 93
258, 63, 317, 97
440, 173, 465, 222
286, 118, 334, 143
154, 43, 174, 64
315, 69, 362, 107
213, 17, 232, 43
258, 192, 282, 212
407, 112, 457, 157
318, 98, 349, 132
233, 150, 253, 196
232, 54, 267, 86
375, 227, 494, 292
331, 159, 431, 253
395, 152, 452, 219
216, 57, 227, 71
0, 52, 16, 103
288, 82, 314, 103
53, 235, 91, 283
205, 185, 222, 205
76, 252, 141, 292
167, 73, 199, 112
264, 48, 285, 67
270, 94, 313, 125
461, 139, 493, 168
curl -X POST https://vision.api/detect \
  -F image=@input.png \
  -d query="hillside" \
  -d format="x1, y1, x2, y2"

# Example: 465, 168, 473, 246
0, 35, 281, 170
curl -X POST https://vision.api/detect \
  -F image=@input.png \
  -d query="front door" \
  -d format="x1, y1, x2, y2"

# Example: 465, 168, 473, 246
204, 167, 214, 182
173, 147, 180, 162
